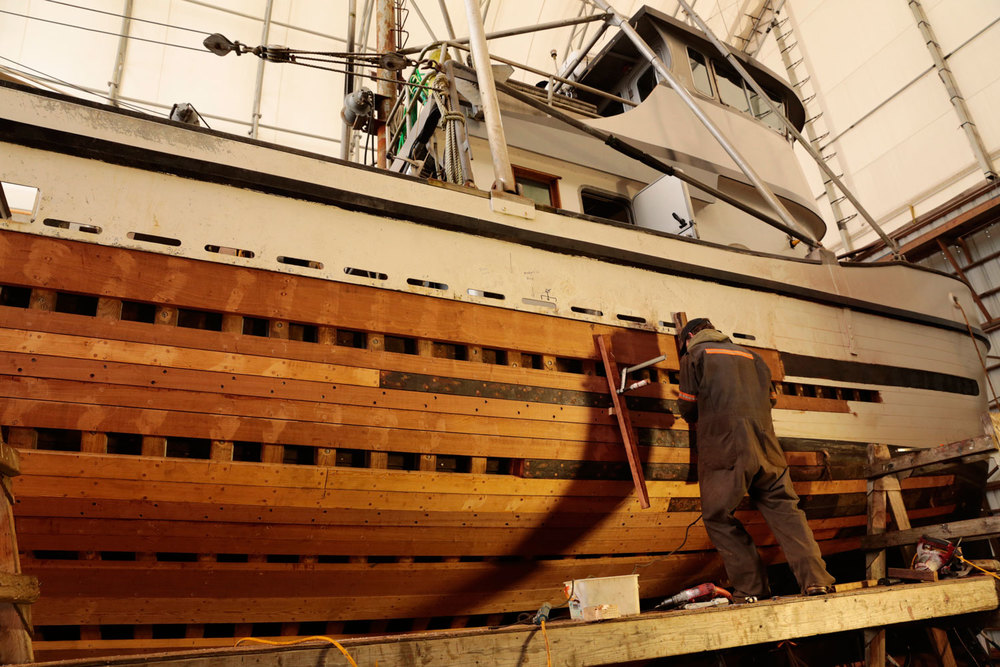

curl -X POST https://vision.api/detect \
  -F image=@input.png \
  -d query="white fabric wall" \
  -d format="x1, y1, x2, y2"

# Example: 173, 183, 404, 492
1, 0, 997, 252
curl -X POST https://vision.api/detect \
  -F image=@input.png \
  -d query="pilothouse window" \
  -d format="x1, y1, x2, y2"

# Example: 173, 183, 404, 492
688, 48, 713, 96
581, 189, 633, 224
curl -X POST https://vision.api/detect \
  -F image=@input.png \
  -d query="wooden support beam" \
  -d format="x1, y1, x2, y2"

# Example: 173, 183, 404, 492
862, 515, 1000, 549
866, 436, 996, 478
0, 432, 31, 664
35, 579, 998, 667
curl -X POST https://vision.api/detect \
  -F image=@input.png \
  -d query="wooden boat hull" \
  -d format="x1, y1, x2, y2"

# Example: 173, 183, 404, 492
0, 82, 987, 660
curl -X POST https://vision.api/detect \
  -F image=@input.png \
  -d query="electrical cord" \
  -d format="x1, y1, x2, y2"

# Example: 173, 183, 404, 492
631, 512, 703, 574
234, 635, 358, 666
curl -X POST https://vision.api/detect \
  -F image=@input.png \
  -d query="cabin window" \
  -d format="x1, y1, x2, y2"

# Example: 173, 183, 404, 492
513, 166, 561, 208
714, 59, 750, 113
581, 189, 633, 224
635, 66, 659, 101
749, 87, 786, 132
687, 48, 713, 96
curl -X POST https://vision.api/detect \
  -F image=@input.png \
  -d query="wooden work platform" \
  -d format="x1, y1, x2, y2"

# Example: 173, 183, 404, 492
18, 577, 998, 667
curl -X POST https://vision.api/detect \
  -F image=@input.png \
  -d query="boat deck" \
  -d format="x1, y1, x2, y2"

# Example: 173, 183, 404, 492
16, 577, 998, 666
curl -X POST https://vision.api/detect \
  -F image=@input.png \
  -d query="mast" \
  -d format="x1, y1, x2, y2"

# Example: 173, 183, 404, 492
376, 0, 397, 168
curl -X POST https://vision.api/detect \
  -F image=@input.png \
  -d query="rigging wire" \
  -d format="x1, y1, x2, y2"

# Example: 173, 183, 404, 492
0, 8, 207, 52
44, 0, 210, 36
0, 54, 170, 118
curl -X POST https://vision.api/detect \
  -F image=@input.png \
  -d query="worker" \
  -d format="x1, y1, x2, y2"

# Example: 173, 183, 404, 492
677, 317, 835, 602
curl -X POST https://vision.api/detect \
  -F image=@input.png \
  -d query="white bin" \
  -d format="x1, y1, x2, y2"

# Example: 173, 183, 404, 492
563, 574, 640, 620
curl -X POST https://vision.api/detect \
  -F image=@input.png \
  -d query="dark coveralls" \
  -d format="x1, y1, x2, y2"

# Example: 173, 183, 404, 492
678, 330, 834, 597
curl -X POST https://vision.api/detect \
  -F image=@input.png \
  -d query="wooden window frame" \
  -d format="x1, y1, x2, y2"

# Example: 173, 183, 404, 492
512, 165, 561, 209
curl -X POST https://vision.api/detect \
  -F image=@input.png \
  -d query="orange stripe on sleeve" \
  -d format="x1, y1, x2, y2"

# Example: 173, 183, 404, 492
678, 391, 697, 401
705, 348, 755, 360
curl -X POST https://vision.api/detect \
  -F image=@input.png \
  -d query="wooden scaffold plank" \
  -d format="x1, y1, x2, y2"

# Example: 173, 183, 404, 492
17, 578, 998, 667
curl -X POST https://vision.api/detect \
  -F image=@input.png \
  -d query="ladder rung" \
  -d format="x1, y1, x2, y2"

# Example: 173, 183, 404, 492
810, 132, 829, 143
802, 94, 816, 104
805, 112, 823, 124
836, 213, 858, 226
780, 41, 798, 54
823, 174, 844, 185
793, 76, 810, 87
830, 196, 847, 206
822, 151, 837, 161
789, 58, 804, 68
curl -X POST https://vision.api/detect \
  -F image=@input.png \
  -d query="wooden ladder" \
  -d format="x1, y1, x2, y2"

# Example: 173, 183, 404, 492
864, 435, 999, 667
595, 334, 650, 509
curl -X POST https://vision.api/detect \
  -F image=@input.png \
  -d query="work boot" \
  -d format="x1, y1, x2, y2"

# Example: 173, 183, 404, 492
805, 585, 833, 596
732, 592, 761, 604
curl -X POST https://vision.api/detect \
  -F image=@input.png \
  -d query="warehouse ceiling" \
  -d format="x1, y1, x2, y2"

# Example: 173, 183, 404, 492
0, 0, 998, 252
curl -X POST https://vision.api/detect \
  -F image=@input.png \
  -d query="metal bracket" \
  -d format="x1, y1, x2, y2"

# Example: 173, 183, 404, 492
618, 354, 666, 394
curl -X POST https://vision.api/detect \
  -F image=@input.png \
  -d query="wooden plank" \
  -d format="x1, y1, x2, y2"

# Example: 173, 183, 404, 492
866, 435, 996, 478
887, 567, 937, 582
95, 297, 123, 321
861, 515, 1000, 549
595, 334, 649, 509
0, 328, 379, 388
0, 308, 789, 399
28, 288, 55, 312
80, 431, 108, 454
865, 445, 887, 667
24, 579, 999, 666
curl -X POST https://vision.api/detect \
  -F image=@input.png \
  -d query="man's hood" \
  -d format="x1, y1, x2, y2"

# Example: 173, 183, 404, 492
689, 328, 730, 349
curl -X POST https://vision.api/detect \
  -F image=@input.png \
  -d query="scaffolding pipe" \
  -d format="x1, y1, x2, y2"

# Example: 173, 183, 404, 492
908, 0, 997, 182
551, 18, 611, 94
671, 0, 901, 256
107, 0, 133, 106
588, 0, 810, 242
250, 0, 275, 139
341, 0, 357, 160
462, 0, 515, 192
402, 13, 610, 55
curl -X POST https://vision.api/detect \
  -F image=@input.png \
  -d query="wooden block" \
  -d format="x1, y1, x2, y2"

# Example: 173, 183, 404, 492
261, 444, 284, 464
469, 457, 487, 474
369, 451, 388, 469
186, 624, 205, 638
95, 297, 122, 320
6, 428, 36, 451
887, 567, 938, 582
833, 580, 879, 593
141, 436, 166, 458
0, 572, 39, 604
269, 320, 289, 340
0, 440, 19, 477
28, 289, 55, 312
221, 314, 243, 335
0, 602, 32, 664
155, 306, 178, 326
316, 326, 336, 346
418, 454, 437, 471
210, 441, 234, 462
80, 431, 108, 454
316, 448, 337, 467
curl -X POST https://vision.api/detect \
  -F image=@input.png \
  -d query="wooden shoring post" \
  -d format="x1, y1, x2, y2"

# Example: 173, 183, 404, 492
595, 334, 650, 508
865, 444, 887, 667
866, 443, 959, 667
0, 431, 34, 664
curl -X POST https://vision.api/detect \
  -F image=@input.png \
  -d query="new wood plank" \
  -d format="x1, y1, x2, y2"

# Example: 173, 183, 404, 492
0, 329, 377, 388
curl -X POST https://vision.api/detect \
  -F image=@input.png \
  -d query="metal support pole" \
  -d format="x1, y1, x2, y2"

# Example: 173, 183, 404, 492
341, 0, 357, 161
402, 14, 610, 55
908, 0, 997, 182
107, 0, 133, 106
588, 0, 810, 242
675, 0, 901, 257
552, 18, 611, 94
376, 0, 397, 169
463, 0, 515, 193
249, 0, 275, 139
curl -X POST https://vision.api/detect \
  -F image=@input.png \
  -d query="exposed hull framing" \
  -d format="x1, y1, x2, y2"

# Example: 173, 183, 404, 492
0, 82, 988, 660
